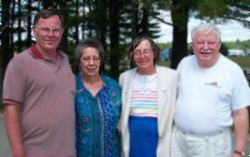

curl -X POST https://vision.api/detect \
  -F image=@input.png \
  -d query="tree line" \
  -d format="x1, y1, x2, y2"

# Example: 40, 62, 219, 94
0, 0, 249, 91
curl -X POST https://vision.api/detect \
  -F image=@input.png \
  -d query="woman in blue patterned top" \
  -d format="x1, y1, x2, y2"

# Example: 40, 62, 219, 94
74, 38, 122, 157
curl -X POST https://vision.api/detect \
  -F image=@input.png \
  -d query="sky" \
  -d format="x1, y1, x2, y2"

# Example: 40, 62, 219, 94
156, 11, 250, 43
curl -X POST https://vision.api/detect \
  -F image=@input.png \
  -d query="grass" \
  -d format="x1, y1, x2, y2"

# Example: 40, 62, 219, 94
229, 55, 250, 69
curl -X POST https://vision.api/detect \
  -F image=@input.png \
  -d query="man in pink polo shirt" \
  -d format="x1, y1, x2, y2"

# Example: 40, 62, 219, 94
3, 9, 76, 157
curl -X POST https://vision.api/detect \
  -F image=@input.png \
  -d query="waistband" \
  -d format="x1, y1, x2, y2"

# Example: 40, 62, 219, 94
175, 125, 231, 137
129, 115, 157, 120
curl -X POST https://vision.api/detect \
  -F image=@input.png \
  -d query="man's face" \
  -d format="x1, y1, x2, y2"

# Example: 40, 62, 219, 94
192, 32, 221, 68
32, 15, 64, 54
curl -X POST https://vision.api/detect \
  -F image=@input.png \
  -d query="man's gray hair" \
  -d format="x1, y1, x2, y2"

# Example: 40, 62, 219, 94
191, 23, 221, 41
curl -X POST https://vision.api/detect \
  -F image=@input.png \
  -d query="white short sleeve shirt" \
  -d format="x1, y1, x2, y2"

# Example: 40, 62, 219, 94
175, 55, 250, 134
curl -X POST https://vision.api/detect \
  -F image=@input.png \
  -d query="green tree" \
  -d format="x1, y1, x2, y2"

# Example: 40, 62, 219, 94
2, 0, 249, 80
220, 43, 229, 56
0, 0, 10, 101
170, 0, 189, 69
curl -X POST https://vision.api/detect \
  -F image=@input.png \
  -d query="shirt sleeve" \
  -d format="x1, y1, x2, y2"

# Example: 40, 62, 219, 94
231, 66, 250, 110
3, 57, 26, 105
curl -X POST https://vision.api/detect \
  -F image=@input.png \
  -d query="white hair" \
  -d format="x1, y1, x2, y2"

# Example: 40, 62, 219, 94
191, 23, 221, 41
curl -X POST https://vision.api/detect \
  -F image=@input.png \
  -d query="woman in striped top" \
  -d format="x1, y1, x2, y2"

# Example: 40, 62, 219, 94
119, 34, 178, 157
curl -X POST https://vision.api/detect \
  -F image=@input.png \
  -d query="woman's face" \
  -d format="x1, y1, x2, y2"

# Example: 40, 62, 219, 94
79, 47, 101, 77
132, 39, 155, 74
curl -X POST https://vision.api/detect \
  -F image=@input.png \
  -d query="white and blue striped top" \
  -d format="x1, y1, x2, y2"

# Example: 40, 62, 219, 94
130, 73, 158, 117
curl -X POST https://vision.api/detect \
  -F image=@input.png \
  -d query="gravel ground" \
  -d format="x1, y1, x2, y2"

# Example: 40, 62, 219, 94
0, 113, 249, 156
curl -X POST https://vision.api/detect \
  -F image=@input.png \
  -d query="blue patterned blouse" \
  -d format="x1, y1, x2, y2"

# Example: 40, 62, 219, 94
75, 73, 121, 157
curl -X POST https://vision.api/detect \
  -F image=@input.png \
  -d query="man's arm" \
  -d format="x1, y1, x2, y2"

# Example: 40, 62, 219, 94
232, 107, 249, 157
4, 104, 26, 157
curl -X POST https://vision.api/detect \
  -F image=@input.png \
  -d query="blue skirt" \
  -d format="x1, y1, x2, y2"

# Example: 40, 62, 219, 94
129, 116, 158, 157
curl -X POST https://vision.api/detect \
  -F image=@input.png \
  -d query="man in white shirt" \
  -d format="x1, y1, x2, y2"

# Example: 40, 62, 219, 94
171, 23, 250, 157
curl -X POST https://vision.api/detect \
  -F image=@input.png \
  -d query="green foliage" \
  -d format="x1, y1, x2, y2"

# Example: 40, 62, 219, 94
196, 0, 230, 20
194, 0, 250, 28
67, 42, 78, 75
1, 0, 250, 78
120, 1, 163, 40
158, 60, 170, 67
229, 55, 250, 69
220, 43, 229, 56
158, 42, 172, 50
224, 40, 250, 49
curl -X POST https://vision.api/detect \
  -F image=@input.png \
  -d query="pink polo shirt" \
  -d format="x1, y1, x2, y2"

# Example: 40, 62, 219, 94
3, 45, 76, 157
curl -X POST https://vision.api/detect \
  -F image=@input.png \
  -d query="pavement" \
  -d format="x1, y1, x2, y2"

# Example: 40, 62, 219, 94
0, 113, 11, 157
0, 113, 250, 156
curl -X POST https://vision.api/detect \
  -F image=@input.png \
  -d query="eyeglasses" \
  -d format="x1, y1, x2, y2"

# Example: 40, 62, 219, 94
133, 49, 152, 57
35, 27, 63, 35
81, 56, 101, 63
